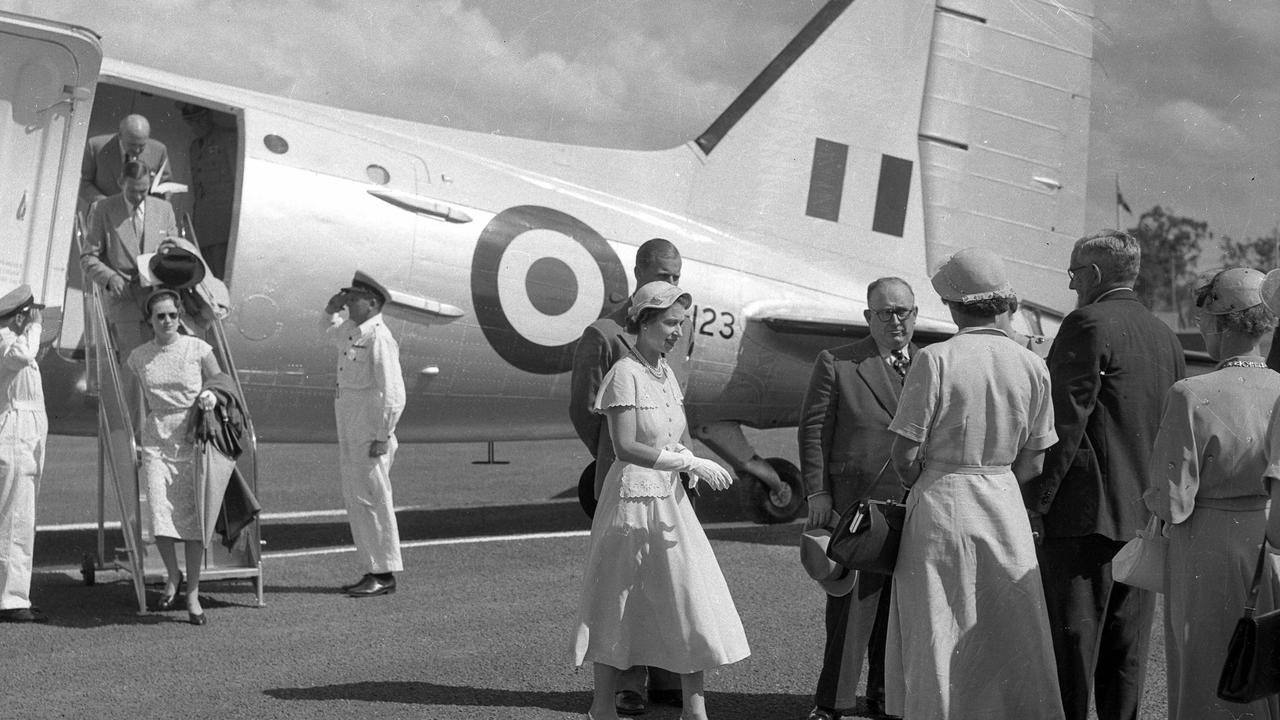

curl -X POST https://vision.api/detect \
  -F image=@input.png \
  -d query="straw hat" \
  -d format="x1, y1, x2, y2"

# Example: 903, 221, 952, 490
931, 248, 1015, 303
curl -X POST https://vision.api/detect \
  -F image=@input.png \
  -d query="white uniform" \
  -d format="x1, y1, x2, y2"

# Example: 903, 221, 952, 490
0, 322, 46, 609
322, 311, 406, 574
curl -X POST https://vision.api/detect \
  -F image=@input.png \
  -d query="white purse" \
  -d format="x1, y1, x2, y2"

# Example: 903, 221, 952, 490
1112, 515, 1167, 593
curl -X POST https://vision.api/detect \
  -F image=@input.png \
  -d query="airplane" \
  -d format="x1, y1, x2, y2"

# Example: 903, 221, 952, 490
3, 0, 1095, 523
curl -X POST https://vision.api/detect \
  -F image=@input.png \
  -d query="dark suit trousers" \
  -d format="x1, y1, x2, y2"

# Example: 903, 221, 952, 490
814, 576, 891, 710
1039, 535, 1154, 720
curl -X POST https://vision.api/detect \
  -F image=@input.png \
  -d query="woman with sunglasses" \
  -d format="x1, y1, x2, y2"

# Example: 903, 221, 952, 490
126, 288, 222, 625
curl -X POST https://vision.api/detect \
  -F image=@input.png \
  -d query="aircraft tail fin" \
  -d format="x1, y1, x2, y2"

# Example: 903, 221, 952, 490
688, 0, 1095, 315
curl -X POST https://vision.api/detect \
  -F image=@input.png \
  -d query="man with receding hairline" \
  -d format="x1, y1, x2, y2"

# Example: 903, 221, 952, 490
569, 236, 688, 715
1024, 229, 1185, 720
80, 113, 172, 209
799, 276, 915, 720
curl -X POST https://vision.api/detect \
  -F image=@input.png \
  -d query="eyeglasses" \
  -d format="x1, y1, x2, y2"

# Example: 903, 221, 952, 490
153, 312, 179, 320
871, 307, 916, 323
1067, 264, 1097, 281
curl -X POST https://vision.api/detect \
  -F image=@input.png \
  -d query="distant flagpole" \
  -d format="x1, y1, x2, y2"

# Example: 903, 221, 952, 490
1114, 174, 1133, 228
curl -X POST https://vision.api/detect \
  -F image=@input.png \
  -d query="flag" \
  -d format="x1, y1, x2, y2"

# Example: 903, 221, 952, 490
1115, 177, 1133, 215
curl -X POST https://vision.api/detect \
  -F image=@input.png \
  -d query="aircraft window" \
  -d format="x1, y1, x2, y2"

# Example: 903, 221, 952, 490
366, 164, 390, 185
263, 134, 289, 154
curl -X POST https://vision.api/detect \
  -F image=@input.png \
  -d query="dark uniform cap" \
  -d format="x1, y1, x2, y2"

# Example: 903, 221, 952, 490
0, 284, 44, 321
341, 271, 390, 305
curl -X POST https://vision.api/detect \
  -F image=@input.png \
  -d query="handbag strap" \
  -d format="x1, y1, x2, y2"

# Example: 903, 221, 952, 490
1245, 539, 1270, 618
868, 457, 908, 504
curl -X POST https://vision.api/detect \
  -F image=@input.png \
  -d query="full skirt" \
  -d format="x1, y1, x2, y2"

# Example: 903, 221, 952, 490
571, 464, 750, 673
887, 467, 1064, 719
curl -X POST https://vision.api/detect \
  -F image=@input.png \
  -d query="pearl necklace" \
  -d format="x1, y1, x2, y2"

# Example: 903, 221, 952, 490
632, 349, 667, 379
1220, 358, 1268, 370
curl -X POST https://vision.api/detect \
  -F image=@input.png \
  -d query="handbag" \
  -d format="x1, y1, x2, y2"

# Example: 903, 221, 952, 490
1218, 540, 1280, 703
824, 459, 907, 575
826, 497, 906, 575
1112, 515, 1167, 593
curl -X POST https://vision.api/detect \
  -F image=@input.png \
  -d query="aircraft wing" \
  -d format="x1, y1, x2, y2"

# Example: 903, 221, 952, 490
744, 300, 956, 344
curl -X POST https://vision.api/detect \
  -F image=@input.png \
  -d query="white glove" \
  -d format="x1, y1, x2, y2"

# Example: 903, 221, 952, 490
196, 390, 217, 411
653, 448, 696, 472
688, 457, 733, 491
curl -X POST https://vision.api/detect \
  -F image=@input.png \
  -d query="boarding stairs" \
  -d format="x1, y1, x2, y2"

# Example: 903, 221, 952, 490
77, 213, 265, 611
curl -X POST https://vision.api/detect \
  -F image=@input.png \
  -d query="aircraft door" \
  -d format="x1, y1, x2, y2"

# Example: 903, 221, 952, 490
0, 15, 100, 308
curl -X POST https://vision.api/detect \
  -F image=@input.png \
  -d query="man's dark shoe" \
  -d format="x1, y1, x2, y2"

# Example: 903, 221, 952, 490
340, 574, 372, 593
807, 706, 840, 720
649, 688, 682, 707
614, 689, 645, 716
858, 697, 898, 719
346, 574, 396, 597
0, 607, 48, 624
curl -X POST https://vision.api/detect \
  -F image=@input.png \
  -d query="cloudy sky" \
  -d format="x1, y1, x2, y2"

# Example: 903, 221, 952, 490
7, 0, 1278, 256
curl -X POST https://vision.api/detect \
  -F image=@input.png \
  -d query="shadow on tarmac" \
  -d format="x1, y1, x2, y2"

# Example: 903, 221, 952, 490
35, 492, 788, 568
264, 680, 810, 716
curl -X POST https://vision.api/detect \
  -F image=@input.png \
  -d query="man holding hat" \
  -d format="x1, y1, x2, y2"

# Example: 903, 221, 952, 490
321, 273, 406, 598
798, 277, 916, 720
0, 285, 49, 623
81, 158, 180, 359
1022, 230, 1184, 720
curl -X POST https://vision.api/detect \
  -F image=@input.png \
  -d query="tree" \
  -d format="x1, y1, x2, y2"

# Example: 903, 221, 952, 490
1220, 226, 1280, 270
1129, 206, 1207, 320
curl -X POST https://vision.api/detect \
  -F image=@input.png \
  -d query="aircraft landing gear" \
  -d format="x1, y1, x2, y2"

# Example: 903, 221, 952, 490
692, 421, 805, 524
742, 456, 804, 524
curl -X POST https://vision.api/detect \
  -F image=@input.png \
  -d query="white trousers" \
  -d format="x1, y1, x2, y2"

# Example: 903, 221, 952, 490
0, 409, 46, 609
335, 394, 403, 574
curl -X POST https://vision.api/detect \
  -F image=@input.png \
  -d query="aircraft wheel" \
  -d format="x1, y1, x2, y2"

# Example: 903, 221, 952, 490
81, 554, 96, 586
577, 461, 598, 520
746, 457, 804, 524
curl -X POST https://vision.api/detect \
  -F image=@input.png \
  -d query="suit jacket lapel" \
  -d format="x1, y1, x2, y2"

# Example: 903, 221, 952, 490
109, 198, 141, 267
856, 352, 899, 416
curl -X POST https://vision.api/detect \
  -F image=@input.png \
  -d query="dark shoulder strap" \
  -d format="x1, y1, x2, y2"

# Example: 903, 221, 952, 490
1246, 540, 1270, 618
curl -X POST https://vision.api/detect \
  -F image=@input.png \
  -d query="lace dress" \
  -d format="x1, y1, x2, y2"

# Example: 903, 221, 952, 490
571, 356, 750, 672
127, 335, 213, 542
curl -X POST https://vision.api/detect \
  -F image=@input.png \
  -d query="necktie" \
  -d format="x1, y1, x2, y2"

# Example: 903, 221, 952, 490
132, 202, 144, 246
890, 350, 909, 380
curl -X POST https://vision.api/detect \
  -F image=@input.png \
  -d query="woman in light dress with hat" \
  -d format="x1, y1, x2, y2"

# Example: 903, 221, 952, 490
886, 248, 1064, 719
572, 281, 750, 720
126, 288, 222, 625
1144, 267, 1280, 719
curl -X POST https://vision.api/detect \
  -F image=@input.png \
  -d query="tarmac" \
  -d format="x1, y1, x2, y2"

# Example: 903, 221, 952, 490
9, 432, 1170, 719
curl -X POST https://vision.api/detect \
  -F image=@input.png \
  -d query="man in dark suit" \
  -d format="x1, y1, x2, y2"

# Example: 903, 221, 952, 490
568, 237, 688, 716
81, 159, 179, 358
799, 277, 916, 720
1023, 229, 1185, 720
80, 114, 172, 210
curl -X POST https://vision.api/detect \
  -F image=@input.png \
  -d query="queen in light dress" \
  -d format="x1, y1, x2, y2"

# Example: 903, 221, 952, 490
886, 248, 1064, 719
1144, 267, 1280, 720
572, 282, 749, 720
126, 289, 221, 625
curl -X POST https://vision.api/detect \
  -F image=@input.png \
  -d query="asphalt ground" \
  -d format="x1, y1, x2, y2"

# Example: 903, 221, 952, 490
11, 431, 1170, 719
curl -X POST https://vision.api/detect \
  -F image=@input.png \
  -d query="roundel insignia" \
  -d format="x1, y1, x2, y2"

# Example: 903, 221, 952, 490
471, 205, 628, 375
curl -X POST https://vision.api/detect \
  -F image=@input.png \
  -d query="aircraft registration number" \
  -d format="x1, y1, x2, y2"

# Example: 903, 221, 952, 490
690, 305, 736, 339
